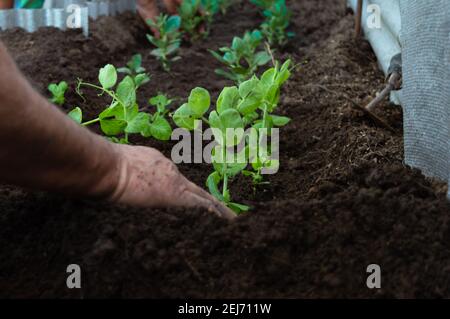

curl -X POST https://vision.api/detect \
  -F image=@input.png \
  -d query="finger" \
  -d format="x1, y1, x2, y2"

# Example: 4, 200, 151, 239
181, 190, 236, 220
182, 179, 236, 219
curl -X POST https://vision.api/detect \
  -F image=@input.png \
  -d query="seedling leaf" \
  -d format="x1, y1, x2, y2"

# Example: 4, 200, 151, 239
99, 64, 117, 89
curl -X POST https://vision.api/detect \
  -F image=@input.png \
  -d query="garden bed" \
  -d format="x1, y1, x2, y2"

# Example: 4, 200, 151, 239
1, 0, 450, 298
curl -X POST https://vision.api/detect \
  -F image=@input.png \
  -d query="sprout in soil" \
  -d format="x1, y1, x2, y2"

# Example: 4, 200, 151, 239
172, 59, 292, 213
147, 14, 182, 72
71, 64, 172, 143
210, 30, 272, 84
48, 81, 68, 106
260, 0, 295, 47
179, 0, 222, 40
179, 0, 205, 39
200, 0, 220, 35
117, 54, 151, 88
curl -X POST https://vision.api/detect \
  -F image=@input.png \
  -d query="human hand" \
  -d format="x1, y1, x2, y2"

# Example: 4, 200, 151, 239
109, 144, 236, 220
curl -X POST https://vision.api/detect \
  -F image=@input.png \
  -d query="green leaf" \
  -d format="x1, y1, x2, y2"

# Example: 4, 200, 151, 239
68, 107, 82, 124
276, 59, 292, 86
100, 118, 127, 136
217, 86, 240, 114
99, 102, 124, 120
228, 202, 250, 214
134, 73, 150, 87
166, 15, 181, 32
254, 51, 272, 66
173, 103, 199, 130
271, 115, 291, 127
129, 54, 142, 71
99, 64, 117, 89
215, 68, 238, 82
188, 87, 210, 117
126, 112, 150, 134
206, 172, 224, 202
261, 67, 277, 86
117, 67, 132, 75
149, 94, 171, 113
116, 76, 136, 108
239, 77, 259, 98
149, 116, 172, 140
220, 108, 244, 130
237, 79, 264, 115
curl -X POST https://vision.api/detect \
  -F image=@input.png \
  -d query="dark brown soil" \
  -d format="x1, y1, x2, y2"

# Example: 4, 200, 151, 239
1, 0, 450, 299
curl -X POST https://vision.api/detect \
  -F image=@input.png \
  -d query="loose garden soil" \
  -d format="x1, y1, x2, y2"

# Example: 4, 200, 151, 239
1, 0, 450, 298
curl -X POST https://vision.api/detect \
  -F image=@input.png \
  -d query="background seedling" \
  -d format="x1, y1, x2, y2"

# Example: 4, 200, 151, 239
48, 81, 68, 106
179, 0, 223, 40
147, 15, 182, 71
117, 54, 151, 88
210, 30, 272, 84
179, 0, 204, 39
72, 64, 172, 143
200, 0, 220, 35
260, 0, 295, 47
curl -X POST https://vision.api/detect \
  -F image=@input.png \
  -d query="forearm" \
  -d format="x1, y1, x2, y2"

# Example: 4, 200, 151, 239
0, 42, 121, 198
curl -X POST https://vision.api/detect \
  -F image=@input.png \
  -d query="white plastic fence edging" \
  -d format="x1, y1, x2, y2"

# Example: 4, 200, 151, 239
347, 0, 402, 105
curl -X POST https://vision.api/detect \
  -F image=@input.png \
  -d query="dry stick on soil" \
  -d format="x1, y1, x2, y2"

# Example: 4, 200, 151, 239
355, 0, 363, 38
312, 84, 396, 132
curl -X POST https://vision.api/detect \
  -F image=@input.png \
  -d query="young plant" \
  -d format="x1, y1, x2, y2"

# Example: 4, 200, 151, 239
173, 87, 249, 213
260, 0, 295, 47
179, 0, 204, 39
200, 0, 220, 34
172, 59, 292, 213
117, 54, 151, 88
178, 0, 221, 39
147, 15, 182, 71
210, 30, 272, 84
70, 64, 172, 143
48, 81, 68, 106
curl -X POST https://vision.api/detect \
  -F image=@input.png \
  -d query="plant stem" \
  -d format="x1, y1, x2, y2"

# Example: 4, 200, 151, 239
262, 103, 268, 128
202, 116, 210, 125
78, 82, 126, 107
82, 118, 100, 126
222, 144, 228, 198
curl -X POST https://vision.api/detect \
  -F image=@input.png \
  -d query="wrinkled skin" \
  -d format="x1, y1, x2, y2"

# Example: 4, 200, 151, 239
0, 42, 235, 220
110, 145, 235, 219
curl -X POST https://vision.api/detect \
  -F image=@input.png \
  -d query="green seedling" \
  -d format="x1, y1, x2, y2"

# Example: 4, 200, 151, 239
173, 87, 249, 213
179, 0, 204, 39
147, 15, 182, 71
172, 59, 292, 213
117, 54, 151, 88
200, 0, 220, 34
261, 0, 295, 47
48, 81, 68, 106
210, 30, 272, 84
71, 64, 172, 143
179, 0, 222, 39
